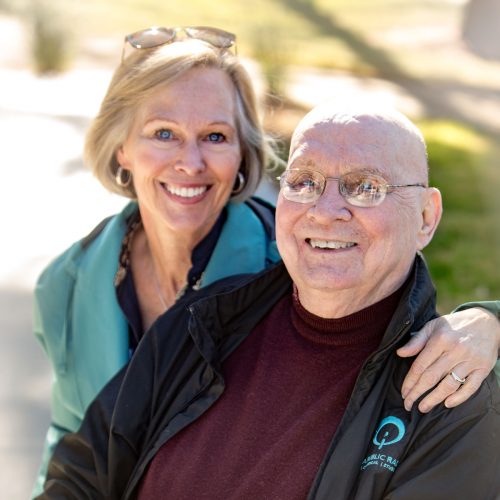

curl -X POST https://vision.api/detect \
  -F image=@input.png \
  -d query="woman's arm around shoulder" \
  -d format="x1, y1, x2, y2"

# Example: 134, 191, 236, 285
398, 301, 500, 412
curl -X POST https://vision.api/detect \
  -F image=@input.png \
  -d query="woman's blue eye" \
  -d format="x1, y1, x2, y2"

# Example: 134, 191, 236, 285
207, 132, 225, 142
155, 129, 173, 140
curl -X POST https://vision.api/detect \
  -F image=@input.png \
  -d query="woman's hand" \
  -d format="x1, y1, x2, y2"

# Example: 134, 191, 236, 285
398, 307, 500, 412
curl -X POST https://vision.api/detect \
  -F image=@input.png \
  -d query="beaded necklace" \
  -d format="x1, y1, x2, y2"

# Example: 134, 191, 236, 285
114, 212, 204, 305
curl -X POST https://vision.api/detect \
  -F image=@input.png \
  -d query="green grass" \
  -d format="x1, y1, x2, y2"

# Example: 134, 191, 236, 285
419, 121, 500, 313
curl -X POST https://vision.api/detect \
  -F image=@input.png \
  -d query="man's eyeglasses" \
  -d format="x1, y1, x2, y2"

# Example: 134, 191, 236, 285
278, 168, 427, 208
122, 26, 236, 61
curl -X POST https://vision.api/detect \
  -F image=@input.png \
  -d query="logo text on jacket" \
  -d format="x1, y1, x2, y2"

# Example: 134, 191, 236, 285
360, 416, 406, 473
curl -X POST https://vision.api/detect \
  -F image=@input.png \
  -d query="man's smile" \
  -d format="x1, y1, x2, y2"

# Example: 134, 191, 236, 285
306, 238, 357, 250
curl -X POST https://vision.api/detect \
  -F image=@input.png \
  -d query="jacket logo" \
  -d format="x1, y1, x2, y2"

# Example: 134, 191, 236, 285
360, 415, 407, 473
373, 416, 406, 450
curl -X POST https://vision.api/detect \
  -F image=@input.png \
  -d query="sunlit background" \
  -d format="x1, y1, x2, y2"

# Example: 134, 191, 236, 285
0, 0, 499, 497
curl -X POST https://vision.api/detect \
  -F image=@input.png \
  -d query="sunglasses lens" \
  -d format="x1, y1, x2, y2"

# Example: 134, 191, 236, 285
340, 173, 387, 207
280, 169, 323, 204
126, 27, 176, 49
185, 26, 236, 48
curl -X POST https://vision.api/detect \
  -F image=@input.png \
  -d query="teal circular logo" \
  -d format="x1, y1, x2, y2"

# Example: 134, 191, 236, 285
373, 416, 406, 450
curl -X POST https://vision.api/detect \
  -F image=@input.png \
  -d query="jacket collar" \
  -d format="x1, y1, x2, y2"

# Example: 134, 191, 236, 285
185, 253, 436, 370
379, 253, 437, 352
186, 262, 291, 365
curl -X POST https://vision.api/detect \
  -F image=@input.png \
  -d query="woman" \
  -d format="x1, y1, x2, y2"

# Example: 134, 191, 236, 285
33, 26, 500, 495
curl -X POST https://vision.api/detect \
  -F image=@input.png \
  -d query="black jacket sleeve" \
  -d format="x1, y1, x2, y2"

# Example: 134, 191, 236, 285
35, 330, 159, 499
384, 375, 500, 500
36, 362, 146, 500
36, 297, 209, 499
35, 372, 124, 498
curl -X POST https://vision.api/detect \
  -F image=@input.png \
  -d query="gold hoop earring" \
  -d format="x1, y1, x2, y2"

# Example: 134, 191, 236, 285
231, 171, 246, 195
116, 166, 132, 188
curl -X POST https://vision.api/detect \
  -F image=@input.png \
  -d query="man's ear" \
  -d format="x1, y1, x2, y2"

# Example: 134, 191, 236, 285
416, 187, 442, 251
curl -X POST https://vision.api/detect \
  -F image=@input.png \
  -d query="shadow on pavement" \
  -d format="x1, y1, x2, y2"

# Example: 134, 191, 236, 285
0, 287, 50, 499
279, 0, 500, 138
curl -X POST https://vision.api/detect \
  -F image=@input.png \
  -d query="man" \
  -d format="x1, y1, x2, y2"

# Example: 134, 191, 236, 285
39, 105, 500, 499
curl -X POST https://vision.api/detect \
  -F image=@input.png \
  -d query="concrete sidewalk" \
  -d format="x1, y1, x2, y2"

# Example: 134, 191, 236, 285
0, 66, 127, 498
0, 18, 128, 494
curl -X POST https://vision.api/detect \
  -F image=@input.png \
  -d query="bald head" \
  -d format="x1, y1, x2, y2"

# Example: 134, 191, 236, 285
289, 104, 429, 183
277, 101, 442, 318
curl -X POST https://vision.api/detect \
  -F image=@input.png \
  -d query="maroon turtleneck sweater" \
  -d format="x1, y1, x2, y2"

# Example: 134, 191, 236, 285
138, 287, 403, 499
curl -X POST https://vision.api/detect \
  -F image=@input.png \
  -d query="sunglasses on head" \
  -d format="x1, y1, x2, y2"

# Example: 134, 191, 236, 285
278, 168, 427, 208
122, 26, 237, 61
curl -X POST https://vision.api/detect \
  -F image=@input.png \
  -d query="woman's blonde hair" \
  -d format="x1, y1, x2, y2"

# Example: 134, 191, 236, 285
85, 39, 282, 202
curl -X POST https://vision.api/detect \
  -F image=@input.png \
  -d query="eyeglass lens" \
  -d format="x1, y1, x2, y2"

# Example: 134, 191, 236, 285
279, 170, 389, 207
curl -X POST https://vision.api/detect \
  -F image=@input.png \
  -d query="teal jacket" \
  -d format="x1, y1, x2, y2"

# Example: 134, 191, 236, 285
32, 200, 280, 496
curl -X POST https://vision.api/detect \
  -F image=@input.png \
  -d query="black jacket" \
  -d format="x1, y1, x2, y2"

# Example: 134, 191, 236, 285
40, 255, 500, 500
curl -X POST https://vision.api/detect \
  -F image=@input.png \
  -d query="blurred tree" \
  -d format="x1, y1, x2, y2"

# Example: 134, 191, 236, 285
30, 0, 73, 74
462, 0, 500, 61
250, 25, 290, 99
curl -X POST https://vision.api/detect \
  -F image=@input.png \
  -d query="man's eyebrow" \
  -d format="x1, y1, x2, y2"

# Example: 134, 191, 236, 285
288, 159, 318, 169
286, 162, 389, 179
339, 165, 385, 176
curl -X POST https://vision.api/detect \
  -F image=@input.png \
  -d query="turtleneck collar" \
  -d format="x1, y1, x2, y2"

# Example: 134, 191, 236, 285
291, 283, 406, 347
